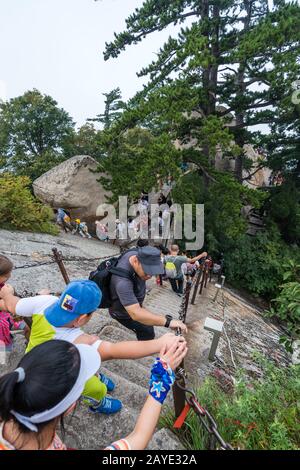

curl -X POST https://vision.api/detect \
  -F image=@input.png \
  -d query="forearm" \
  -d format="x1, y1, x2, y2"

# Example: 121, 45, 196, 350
127, 305, 166, 327
100, 337, 162, 361
0, 294, 19, 315
190, 252, 207, 263
125, 395, 162, 450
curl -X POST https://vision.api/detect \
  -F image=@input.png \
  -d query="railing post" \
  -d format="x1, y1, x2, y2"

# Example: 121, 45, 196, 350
52, 248, 70, 285
204, 260, 210, 288
183, 278, 193, 321
209, 266, 213, 283
173, 362, 186, 417
213, 275, 225, 302
191, 269, 202, 305
173, 277, 192, 417
204, 317, 224, 361
199, 264, 206, 295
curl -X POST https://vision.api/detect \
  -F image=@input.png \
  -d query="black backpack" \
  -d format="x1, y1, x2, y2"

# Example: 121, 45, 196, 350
89, 249, 137, 309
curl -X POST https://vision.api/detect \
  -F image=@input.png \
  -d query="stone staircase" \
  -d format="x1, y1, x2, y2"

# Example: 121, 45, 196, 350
63, 276, 290, 450
62, 287, 184, 450
0, 229, 292, 450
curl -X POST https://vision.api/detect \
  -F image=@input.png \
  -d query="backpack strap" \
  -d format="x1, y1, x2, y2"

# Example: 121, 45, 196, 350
109, 266, 136, 281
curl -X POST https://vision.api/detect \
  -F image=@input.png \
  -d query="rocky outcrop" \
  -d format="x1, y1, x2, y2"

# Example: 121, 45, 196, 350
33, 155, 111, 230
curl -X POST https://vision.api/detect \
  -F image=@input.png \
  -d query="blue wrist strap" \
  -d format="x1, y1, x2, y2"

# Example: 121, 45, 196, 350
149, 358, 176, 404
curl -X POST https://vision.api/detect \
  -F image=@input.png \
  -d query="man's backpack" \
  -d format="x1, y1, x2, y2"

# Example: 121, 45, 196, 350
164, 256, 178, 279
89, 250, 137, 309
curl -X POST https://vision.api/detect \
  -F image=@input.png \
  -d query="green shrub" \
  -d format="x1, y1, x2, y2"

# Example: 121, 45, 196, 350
223, 228, 300, 299
161, 357, 300, 450
0, 173, 58, 235
265, 260, 300, 352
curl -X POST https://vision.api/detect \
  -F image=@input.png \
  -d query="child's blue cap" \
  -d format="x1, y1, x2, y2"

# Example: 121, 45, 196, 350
44, 280, 102, 328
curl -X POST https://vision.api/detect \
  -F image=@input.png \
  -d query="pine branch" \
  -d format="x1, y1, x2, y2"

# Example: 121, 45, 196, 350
241, 163, 267, 181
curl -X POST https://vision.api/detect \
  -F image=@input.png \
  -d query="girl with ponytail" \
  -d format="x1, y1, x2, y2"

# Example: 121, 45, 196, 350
0, 337, 187, 450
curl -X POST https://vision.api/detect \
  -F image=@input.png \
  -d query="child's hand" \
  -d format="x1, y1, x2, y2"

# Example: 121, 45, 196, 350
0, 284, 14, 299
169, 319, 188, 334
158, 333, 185, 352
159, 338, 188, 371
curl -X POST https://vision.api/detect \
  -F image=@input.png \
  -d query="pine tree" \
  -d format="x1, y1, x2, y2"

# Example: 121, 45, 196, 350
89, 87, 126, 129
103, 0, 300, 182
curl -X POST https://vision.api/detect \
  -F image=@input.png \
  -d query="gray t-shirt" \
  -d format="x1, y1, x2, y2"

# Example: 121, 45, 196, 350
109, 250, 146, 320
164, 255, 188, 277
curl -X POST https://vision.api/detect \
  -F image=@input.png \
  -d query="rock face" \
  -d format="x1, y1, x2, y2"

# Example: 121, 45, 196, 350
33, 155, 110, 229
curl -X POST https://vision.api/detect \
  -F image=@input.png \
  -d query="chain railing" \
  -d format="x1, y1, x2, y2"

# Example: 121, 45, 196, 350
174, 369, 233, 450
172, 273, 234, 451
190, 258, 214, 304
172, 277, 193, 416
12, 252, 118, 271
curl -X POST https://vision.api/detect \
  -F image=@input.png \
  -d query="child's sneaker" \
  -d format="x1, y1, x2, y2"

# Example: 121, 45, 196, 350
98, 373, 115, 392
89, 396, 122, 415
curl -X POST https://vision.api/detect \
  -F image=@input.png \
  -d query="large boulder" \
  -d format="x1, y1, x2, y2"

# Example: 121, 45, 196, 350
33, 155, 111, 230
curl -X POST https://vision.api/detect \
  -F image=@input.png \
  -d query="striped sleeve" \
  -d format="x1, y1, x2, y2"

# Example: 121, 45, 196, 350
104, 439, 131, 450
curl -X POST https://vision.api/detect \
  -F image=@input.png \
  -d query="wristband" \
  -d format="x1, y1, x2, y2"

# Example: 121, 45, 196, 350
149, 358, 175, 404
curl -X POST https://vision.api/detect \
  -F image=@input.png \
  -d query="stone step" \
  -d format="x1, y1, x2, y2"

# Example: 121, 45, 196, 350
64, 401, 139, 450
63, 366, 178, 450
148, 428, 185, 451
102, 359, 150, 389
100, 366, 148, 407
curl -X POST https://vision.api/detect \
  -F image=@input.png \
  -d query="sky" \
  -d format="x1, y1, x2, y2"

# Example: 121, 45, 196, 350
0, 0, 277, 133
0, 0, 186, 127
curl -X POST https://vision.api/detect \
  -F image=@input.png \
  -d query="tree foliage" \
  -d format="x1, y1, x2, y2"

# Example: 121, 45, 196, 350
223, 226, 300, 299
0, 173, 58, 234
98, 127, 181, 202
89, 87, 126, 129
64, 123, 103, 161
265, 260, 300, 351
0, 89, 74, 180
99, 0, 299, 308
103, 0, 300, 182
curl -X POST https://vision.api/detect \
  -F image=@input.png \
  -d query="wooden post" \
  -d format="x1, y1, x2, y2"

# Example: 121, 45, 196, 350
172, 277, 192, 417
204, 260, 210, 288
183, 279, 193, 322
199, 264, 206, 295
173, 363, 186, 417
52, 248, 70, 285
191, 269, 202, 305
207, 258, 213, 283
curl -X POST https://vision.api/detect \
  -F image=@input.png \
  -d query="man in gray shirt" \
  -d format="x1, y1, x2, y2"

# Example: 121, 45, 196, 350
165, 244, 208, 295
109, 246, 187, 340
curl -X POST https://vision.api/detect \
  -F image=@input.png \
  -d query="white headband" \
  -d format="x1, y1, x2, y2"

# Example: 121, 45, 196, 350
10, 343, 101, 432
15, 368, 25, 383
